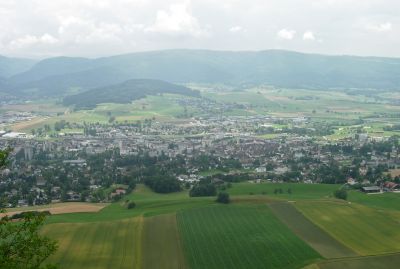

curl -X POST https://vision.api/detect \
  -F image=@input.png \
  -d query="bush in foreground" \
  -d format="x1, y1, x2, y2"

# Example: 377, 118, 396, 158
216, 192, 230, 204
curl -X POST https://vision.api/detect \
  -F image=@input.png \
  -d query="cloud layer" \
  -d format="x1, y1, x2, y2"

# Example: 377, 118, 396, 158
0, 0, 399, 58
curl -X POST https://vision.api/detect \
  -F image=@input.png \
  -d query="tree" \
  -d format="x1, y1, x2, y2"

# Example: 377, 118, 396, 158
216, 192, 230, 204
334, 189, 348, 200
189, 182, 216, 197
127, 201, 136, 209
0, 149, 58, 269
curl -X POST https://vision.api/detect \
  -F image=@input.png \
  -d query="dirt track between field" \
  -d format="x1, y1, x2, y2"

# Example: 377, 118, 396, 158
0, 202, 108, 218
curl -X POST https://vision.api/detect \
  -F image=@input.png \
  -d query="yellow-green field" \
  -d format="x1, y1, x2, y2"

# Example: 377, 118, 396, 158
296, 201, 400, 255
36, 183, 400, 269
43, 218, 140, 269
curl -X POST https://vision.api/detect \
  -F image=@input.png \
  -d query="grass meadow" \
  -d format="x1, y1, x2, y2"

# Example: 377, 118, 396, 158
43, 217, 140, 269
296, 201, 400, 255
36, 183, 400, 269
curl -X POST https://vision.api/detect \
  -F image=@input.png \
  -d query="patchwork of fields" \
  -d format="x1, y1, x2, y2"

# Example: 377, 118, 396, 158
37, 183, 400, 269
296, 201, 400, 255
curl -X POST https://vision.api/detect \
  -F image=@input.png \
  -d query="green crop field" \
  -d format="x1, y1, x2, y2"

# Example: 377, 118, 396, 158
46, 185, 212, 224
296, 201, 400, 255
42, 218, 140, 269
269, 202, 356, 259
142, 214, 187, 269
317, 253, 400, 269
178, 204, 321, 269
228, 182, 340, 200
348, 191, 400, 211
37, 183, 400, 269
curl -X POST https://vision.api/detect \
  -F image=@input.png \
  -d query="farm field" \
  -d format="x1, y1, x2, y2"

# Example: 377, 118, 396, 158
348, 190, 400, 211
42, 217, 140, 269
141, 214, 187, 269
5, 94, 192, 132
227, 182, 339, 200
2, 202, 107, 217
177, 204, 321, 269
296, 201, 400, 255
46, 185, 213, 224
316, 253, 400, 269
31, 183, 400, 269
269, 202, 356, 259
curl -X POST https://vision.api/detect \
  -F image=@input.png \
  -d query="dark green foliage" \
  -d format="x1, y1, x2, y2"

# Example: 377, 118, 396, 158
334, 189, 348, 200
0, 213, 58, 269
0, 150, 57, 269
0, 148, 10, 168
127, 201, 136, 209
8, 211, 51, 220
189, 182, 216, 197
216, 192, 230, 204
144, 175, 181, 194
63, 79, 200, 109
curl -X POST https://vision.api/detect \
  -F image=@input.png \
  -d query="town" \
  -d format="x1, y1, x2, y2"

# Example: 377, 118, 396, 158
1, 114, 399, 207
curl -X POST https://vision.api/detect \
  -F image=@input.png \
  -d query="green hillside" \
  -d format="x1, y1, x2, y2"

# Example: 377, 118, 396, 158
63, 79, 200, 109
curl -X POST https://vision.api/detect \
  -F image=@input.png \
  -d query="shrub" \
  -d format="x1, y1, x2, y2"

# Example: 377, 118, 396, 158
216, 192, 230, 204
127, 201, 136, 209
334, 189, 347, 200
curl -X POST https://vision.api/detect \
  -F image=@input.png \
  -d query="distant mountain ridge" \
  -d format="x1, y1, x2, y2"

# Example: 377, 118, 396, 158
1, 49, 400, 97
0, 55, 36, 78
63, 79, 200, 109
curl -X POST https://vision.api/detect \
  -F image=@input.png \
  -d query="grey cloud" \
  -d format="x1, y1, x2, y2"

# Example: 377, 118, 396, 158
0, 0, 398, 58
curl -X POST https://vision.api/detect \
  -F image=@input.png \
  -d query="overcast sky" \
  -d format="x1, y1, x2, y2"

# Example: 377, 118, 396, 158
0, 0, 399, 58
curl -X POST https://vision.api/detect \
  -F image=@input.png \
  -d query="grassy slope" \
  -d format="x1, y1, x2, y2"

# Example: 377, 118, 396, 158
142, 214, 187, 269
348, 191, 400, 211
296, 201, 400, 255
43, 218, 140, 269
228, 182, 340, 200
178, 204, 321, 269
47, 185, 212, 224
41, 183, 400, 269
317, 253, 400, 269
269, 202, 357, 259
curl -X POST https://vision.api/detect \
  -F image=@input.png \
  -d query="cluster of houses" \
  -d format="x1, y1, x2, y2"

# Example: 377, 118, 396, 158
1, 113, 400, 207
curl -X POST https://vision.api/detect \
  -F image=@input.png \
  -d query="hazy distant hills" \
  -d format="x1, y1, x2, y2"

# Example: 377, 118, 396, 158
0, 55, 36, 78
1, 49, 400, 98
63, 79, 200, 109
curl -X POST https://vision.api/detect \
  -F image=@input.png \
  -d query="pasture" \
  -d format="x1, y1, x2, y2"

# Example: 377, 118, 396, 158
296, 201, 400, 255
1, 202, 107, 218
228, 182, 340, 200
35, 183, 400, 269
46, 185, 213, 224
142, 214, 187, 269
43, 217, 140, 269
348, 190, 400, 211
178, 204, 321, 269
317, 253, 400, 269
269, 202, 356, 259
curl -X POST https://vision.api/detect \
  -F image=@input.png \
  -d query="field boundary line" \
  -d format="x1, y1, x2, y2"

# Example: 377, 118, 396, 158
135, 215, 144, 269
